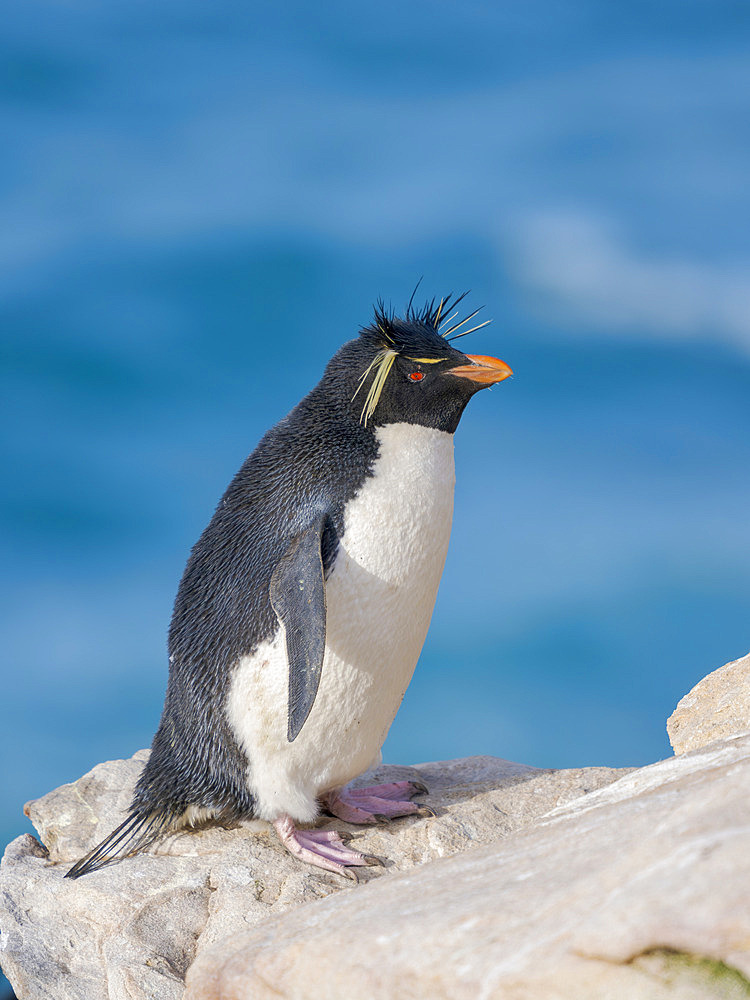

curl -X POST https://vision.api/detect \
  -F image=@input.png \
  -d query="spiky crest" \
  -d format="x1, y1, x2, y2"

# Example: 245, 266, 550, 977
351, 292, 492, 426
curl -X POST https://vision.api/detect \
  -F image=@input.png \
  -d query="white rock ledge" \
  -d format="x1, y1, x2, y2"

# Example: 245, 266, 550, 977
1, 755, 624, 999
186, 734, 750, 1000
2, 651, 750, 999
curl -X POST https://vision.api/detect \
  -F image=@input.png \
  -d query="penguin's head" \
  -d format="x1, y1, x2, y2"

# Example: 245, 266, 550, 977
325, 295, 512, 434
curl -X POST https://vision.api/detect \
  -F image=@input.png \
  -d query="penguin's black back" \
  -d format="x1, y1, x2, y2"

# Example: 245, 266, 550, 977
133, 370, 380, 821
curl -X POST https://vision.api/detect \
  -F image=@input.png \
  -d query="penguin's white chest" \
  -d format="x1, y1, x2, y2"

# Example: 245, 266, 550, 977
227, 422, 455, 822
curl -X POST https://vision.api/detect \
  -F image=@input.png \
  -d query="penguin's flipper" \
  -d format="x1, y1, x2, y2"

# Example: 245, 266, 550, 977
270, 517, 328, 742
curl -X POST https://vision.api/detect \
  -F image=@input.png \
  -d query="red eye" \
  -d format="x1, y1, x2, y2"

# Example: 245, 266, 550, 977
408, 372, 424, 382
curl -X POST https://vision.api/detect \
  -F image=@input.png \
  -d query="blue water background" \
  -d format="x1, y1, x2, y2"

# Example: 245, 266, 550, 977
3, 0, 750, 910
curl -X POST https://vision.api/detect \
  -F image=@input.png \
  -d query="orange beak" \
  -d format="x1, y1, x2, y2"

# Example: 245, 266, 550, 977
447, 354, 513, 385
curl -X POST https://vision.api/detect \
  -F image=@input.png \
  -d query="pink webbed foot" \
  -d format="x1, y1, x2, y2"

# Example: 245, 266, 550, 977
322, 780, 433, 824
273, 815, 383, 879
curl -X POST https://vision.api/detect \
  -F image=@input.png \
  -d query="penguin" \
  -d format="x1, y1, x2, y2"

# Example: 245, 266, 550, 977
66, 293, 512, 879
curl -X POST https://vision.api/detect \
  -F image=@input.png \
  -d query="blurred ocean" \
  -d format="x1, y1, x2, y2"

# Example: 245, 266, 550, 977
2, 2, 750, 954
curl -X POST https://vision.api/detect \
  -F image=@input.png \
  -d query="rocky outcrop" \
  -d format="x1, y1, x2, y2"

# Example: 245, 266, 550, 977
187, 734, 750, 1000
0, 755, 624, 999
1, 652, 749, 999
668, 650, 750, 754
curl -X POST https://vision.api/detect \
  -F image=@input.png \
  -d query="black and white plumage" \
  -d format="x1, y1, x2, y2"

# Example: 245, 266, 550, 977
67, 295, 512, 879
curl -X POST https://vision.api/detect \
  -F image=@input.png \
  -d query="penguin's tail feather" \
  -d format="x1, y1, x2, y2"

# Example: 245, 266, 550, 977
65, 807, 176, 879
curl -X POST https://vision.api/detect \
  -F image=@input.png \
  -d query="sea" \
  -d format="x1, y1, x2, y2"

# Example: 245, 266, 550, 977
2, 3, 750, 993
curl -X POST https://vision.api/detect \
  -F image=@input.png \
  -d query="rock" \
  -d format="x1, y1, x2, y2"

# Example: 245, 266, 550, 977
668, 651, 750, 754
186, 734, 750, 1000
0, 753, 626, 1000
6, 651, 750, 1000
22, 750, 150, 862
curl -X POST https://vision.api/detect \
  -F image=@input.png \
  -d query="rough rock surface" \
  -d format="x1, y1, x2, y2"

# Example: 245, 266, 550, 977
4, 654, 750, 1000
668, 651, 750, 755
187, 734, 750, 1000
0, 753, 625, 999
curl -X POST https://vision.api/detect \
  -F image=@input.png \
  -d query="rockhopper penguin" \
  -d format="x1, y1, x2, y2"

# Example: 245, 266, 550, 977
67, 294, 512, 879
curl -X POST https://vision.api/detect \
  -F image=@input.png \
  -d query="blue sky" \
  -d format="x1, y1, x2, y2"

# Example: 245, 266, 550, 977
2, 0, 750, 875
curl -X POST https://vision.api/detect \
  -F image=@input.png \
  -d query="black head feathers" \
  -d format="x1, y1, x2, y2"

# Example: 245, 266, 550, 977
350, 294, 496, 428
365, 293, 490, 349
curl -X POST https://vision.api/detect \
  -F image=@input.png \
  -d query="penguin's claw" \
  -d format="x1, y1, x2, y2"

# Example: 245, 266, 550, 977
348, 780, 427, 802
322, 781, 432, 825
273, 815, 384, 879
415, 805, 437, 818
362, 853, 386, 867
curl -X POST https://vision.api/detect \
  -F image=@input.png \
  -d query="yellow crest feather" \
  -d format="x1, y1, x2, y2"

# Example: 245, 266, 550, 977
352, 348, 398, 426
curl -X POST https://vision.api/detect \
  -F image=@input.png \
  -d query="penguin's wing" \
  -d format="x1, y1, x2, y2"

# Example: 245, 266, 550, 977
270, 516, 328, 742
